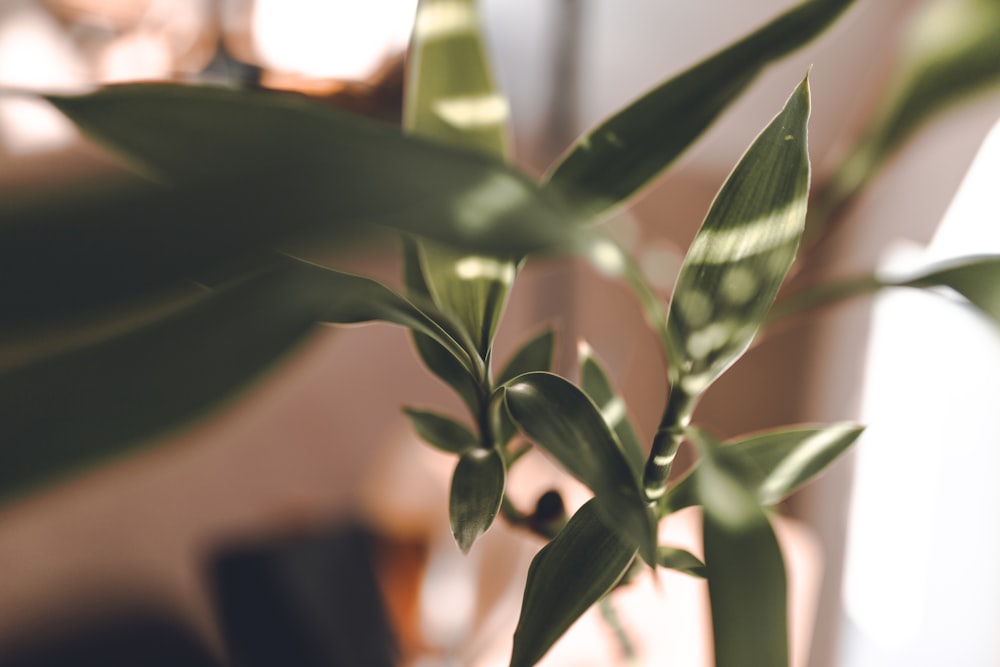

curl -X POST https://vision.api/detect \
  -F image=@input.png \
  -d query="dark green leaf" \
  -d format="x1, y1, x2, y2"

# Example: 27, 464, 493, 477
450, 447, 506, 553
544, 0, 851, 218
656, 546, 707, 579
0, 258, 476, 504
404, 0, 517, 356
496, 328, 556, 386
692, 429, 788, 667
510, 499, 637, 667
578, 343, 646, 479
898, 255, 1000, 326
504, 372, 655, 563
404, 408, 479, 454
5, 84, 575, 325
663, 423, 862, 514
665, 76, 811, 396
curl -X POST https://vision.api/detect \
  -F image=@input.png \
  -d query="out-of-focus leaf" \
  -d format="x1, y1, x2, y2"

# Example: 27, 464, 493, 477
691, 428, 788, 667
403, 408, 478, 454
4, 84, 575, 326
0, 258, 475, 504
665, 76, 811, 397
403, 240, 482, 415
656, 546, 707, 579
450, 447, 506, 553
496, 328, 556, 386
578, 342, 645, 479
816, 0, 1000, 226
544, 0, 851, 218
663, 423, 862, 514
899, 255, 1000, 326
509, 499, 636, 667
405, 0, 517, 356
504, 372, 655, 563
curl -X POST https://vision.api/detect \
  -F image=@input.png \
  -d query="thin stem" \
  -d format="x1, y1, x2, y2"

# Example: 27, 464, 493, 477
642, 387, 696, 504
598, 597, 639, 667
766, 272, 885, 327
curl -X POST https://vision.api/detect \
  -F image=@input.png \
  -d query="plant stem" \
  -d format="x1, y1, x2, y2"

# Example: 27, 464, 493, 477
598, 596, 639, 666
642, 387, 696, 505
766, 272, 885, 327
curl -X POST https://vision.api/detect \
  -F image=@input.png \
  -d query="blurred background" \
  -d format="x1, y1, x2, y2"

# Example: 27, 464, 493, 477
0, 0, 999, 665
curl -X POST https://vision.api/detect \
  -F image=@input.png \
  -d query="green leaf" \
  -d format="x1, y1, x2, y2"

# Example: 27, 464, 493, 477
898, 255, 1000, 326
450, 447, 506, 553
5, 84, 575, 326
663, 423, 862, 514
817, 0, 1000, 223
656, 546, 707, 579
496, 328, 556, 386
404, 0, 518, 356
404, 408, 479, 454
691, 429, 788, 667
578, 343, 646, 479
665, 75, 811, 396
503, 372, 656, 564
0, 258, 476, 504
510, 499, 637, 667
403, 239, 482, 415
544, 0, 851, 218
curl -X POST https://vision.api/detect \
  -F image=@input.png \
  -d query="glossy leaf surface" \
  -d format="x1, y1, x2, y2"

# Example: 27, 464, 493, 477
544, 0, 851, 218
405, 0, 516, 356
450, 447, 506, 553
504, 372, 655, 563
663, 423, 862, 514
6, 84, 574, 325
404, 408, 478, 454
665, 76, 811, 396
510, 499, 636, 667
0, 259, 474, 504
494, 329, 556, 446
656, 546, 707, 579
578, 343, 645, 479
693, 430, 788, 667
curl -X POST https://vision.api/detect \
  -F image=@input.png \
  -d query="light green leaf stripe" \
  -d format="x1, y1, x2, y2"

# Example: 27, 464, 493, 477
405, 0, 517, 357
510, 499, 637, 667
690, 428, 789, 667
544, 0, 852, 218
450, 447, 506, 553
665, 75, 811, 396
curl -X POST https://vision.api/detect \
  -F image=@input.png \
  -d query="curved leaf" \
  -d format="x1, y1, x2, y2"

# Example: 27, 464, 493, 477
691, 429, 788, 667
450, 447, 506, 553
496, 328, 556, 386
510, 499, 636, 667
5, 84, 575, 325
665, 76, 811, 396
544, 0, 851, 218
663, 423, 862, 514
504, 372, 655, 563
404, 408, 478, 454
578, 343, 646, 479
0, 258, 475, 504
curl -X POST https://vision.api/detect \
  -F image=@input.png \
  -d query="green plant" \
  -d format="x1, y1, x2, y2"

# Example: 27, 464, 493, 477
2, 0, 999, 665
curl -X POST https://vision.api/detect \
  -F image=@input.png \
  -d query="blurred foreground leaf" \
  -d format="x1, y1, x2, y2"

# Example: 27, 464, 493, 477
0, 259, 474, 504
1, 84, 575, 326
